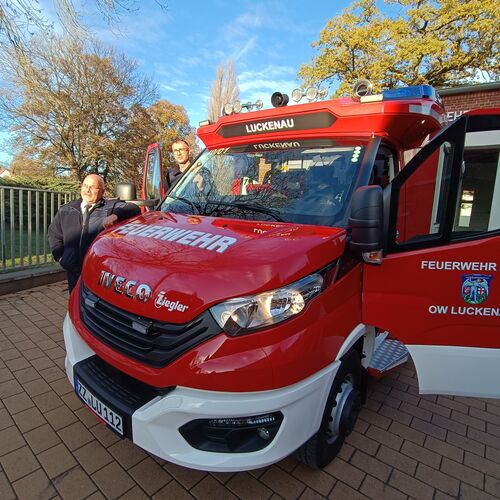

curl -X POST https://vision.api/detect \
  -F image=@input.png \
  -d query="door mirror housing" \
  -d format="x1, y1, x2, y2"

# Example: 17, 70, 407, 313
349, 185, 384, 261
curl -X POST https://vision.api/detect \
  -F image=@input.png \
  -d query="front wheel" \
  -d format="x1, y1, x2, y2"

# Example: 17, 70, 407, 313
296, 349, 363, 469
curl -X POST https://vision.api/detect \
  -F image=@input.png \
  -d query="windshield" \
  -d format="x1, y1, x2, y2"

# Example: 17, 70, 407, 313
160, 143, 366, 227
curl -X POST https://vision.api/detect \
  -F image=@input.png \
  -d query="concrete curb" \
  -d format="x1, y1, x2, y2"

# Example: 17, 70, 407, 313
0, 265, 66, 295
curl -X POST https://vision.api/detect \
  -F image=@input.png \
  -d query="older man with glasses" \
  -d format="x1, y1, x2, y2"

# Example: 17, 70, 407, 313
48, 174, 141, 292
168, 139, 192, 189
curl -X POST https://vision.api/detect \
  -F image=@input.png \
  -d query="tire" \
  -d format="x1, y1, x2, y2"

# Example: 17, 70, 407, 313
296, 349, 363, 469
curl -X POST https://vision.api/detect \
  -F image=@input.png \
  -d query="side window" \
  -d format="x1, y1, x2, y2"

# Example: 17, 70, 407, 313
144, 148, 162, 200
395, 142, 453, 245
453, 130, 500, 234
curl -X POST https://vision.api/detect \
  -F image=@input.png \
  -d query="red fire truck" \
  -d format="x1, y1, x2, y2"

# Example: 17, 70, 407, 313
62, 82, 500, 472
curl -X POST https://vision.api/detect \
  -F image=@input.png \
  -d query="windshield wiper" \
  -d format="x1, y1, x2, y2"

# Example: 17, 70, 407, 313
167, 195, 201, 215
202, 200, 284, 222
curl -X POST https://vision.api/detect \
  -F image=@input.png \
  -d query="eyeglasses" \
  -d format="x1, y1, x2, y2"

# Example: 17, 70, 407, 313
172, 148, 189, 154
81, 184, 103, 192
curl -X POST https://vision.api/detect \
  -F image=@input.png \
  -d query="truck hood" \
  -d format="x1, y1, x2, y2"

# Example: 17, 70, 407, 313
81, 212, 347, 322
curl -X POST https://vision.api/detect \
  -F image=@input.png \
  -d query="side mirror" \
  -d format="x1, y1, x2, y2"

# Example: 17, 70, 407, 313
349, 185, 383, 262
115, 181, 159, 211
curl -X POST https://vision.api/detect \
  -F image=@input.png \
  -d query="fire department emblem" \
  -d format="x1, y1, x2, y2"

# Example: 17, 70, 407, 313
461, 274, 492, 305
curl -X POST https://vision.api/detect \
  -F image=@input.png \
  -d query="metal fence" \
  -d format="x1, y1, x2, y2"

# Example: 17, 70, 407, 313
0, 186, 78, 272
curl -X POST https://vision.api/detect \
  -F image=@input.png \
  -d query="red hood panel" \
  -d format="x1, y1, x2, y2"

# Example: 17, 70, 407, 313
82, 212, 346, 321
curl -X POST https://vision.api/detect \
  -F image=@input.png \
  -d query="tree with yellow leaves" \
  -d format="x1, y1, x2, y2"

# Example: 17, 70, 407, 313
299, 0, 499, 96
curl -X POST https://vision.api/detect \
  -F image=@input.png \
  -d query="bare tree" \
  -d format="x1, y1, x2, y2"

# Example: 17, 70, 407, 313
207, 59, 239, 122
0, 1, 167, 52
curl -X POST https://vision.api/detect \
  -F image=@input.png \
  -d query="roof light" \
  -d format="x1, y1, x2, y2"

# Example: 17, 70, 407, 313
223, 99, 265, 115
353, 79, 374, 98
291, 87, 328, 103
199, 119, 212, 127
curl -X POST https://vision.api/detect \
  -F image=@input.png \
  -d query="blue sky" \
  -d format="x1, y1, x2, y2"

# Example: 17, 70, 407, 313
1, 0, 359, 163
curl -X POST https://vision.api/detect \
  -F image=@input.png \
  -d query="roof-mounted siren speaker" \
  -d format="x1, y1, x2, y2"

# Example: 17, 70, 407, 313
271, 92, 289, 107
353, 79, 374, 98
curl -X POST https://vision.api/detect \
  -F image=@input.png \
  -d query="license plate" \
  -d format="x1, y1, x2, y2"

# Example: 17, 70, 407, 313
75, 378, 123, 436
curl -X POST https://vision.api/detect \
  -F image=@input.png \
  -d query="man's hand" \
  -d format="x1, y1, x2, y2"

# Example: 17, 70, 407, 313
102, 214, 119, 228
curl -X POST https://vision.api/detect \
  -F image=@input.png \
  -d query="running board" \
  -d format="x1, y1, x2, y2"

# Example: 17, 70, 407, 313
368, 336, 409, 379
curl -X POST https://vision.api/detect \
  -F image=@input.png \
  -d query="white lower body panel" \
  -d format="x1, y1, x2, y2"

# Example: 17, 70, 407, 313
408, 344, 500, 398
63, 313, 340, 471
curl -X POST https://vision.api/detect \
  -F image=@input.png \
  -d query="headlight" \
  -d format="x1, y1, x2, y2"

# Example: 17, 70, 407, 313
210, 272, 325, 336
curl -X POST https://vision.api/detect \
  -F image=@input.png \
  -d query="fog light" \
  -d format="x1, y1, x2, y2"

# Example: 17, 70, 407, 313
180, 411, 283, 453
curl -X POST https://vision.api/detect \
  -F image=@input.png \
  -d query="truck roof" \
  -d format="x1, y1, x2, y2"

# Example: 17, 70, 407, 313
198, 86, 447, 152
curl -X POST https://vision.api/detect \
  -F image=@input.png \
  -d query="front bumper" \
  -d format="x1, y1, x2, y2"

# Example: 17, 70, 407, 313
63, 313, 340, 471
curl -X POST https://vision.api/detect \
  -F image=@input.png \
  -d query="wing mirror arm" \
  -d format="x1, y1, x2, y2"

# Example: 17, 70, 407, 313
348, 185, 384, 265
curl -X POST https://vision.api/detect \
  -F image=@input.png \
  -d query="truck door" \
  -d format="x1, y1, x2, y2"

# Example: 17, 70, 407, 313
363, 110, 500, 397
141, 143, 164, 201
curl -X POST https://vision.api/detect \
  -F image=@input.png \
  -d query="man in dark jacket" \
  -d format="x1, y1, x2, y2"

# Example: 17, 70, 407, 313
48, 174, 141, 292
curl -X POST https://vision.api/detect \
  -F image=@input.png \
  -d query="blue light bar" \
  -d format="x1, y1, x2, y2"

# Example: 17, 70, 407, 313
383, 85, 437, 101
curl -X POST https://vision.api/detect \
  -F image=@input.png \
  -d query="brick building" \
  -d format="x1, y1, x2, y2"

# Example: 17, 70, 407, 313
438, 81, 500, 122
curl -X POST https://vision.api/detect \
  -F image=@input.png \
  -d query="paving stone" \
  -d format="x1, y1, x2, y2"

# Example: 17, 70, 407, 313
376, 445, 417, 475
24, 423, 61, 454
0, 367, 13, 383
447, 431, 486, 457
23, 378, 52, 397
128, 457, 172, 496
464, 451, 500, 481
191, 475, 239, 499
53, 465, 98, 500
73, 440, 114, 474
0, 379, 23, 398
0, 426, 26, 457
12, 468, 56, 500
328, 481, 370, 499
57, 421, 94, 451
359, 408, 391, 430
350, 450, 392, 482
389, 469, 434, 500
359, 475, 407, 500
45, 404, 78, 431
415, 462, 460, 497
290, 463, 335, 497
89, 421, 122, 447
153, 479, 195, 499
410, 417, 447, 442
485, 476, 500, 498
38, 365, 66, 383
440, 456, 484, 489
50, 378, 73, 396
323, 457, 365, 490
299, 486, 330, 500
226, 471, 274, 499
162, 461, 207, 489
108, 438, 148, 469
12, 406, 46, 432
30, 357, 56, 371
38, 442, 77, 479
4, 392, 36, 417
452, 409, 487, 432
0, 445, 40, 482
119, 485, 151, 500
32, 390, 64, 412
424, 435, 464, 463
92, 462, 135, 499
459, 483, 499, 500
345, 430, 380, 455
0, 409, 14, 431
0, 471, 16, 500
365, 425, 403, 451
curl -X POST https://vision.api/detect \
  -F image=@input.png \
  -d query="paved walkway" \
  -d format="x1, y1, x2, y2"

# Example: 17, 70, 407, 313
1, 282, 500, 500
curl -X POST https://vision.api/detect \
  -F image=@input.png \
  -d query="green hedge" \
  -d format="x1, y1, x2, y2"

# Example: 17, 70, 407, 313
0, 175, 79, 193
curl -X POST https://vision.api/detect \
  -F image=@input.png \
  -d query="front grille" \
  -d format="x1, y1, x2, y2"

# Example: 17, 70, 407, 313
80, 283, 222, 367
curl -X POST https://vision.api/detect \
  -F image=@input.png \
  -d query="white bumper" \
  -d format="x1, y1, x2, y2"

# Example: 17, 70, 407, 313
63, 313, 339, 472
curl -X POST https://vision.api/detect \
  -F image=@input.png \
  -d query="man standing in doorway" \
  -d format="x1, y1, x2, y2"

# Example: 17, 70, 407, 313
48, 174, 141, 292
168, 139, 192, 188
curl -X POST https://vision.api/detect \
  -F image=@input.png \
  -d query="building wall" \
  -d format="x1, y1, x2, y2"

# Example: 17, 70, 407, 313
441, 89, 500, 122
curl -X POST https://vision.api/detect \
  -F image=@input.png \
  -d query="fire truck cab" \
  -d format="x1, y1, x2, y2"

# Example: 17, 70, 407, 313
62, 83, 500, 472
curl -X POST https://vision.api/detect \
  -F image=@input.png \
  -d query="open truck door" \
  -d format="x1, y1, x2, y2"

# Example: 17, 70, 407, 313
141, 143, 164, 206
356, 110, 500, 398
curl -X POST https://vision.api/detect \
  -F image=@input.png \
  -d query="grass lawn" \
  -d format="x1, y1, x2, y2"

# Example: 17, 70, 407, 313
1, 228, 54, 270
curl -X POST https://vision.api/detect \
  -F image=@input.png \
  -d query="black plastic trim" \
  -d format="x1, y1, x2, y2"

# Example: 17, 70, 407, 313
80, 283, 222, 367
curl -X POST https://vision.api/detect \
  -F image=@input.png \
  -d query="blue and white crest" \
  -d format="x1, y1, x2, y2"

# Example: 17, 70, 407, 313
461, 274, 493, 305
